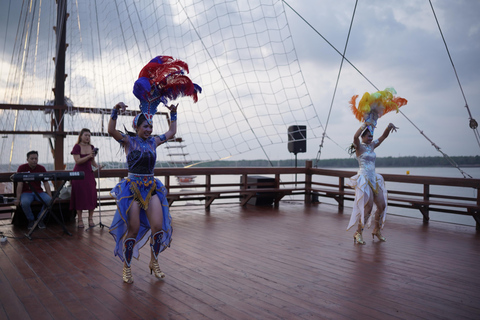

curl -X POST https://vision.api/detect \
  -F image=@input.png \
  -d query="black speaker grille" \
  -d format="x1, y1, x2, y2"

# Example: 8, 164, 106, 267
287, 125, 306, 154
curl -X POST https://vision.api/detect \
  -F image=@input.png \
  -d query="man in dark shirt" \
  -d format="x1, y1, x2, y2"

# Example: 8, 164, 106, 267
13, 151, 52, 230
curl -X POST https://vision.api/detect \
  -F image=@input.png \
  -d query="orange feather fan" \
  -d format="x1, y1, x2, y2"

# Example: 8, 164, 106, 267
349, 88, 407, 122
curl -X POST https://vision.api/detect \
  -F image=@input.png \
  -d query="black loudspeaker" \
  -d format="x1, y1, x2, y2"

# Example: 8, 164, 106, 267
288, 125, 307, 154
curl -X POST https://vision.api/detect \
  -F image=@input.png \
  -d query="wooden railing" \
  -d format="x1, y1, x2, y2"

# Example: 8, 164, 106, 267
1, 161, 479, 229
307, 165, 480, 228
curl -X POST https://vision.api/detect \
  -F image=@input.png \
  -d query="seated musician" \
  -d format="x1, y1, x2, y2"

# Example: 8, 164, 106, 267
13, 151, 52, 230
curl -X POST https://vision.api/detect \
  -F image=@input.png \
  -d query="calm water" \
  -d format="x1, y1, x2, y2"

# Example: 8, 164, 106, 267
375, 166, 480, 179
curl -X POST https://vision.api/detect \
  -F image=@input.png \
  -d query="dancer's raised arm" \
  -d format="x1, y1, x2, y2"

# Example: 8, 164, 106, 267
156, 104, 178, 146
376, 123, 398, 147
108, 102, 127, 141
353, 122, 368, 149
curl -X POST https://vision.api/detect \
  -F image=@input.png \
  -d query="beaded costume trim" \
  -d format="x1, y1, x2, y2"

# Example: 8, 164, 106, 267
127, 173, 156, 210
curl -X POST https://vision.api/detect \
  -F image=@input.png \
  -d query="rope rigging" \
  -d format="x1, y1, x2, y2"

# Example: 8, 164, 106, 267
428, 0, 480, 151
4, 0, 323, 169
178, 1, 276, 167
398, 109, 472, 178
1, 0, 13, 83
93, 0, 108, 122
284, 0, 474, 178
315, 0, 358, 167
1, 1, 477, 177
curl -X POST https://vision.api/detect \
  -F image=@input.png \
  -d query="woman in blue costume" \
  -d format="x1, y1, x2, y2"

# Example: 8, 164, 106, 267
347, 121, 398, 244
108, 101, 176, 283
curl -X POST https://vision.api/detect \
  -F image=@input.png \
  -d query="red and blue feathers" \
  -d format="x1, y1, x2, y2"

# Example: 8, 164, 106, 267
133, 56, 202, 124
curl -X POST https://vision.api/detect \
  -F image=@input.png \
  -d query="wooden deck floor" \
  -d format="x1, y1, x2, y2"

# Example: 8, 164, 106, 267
1, 201, 479, 320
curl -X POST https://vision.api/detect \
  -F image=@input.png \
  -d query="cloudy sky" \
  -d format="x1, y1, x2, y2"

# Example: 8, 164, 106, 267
0, 0, 479, 166
283, 0, 480, 159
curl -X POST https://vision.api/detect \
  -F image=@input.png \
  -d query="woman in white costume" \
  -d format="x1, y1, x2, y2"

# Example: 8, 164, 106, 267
347, 122, 397, 244
347, 87, 407, 244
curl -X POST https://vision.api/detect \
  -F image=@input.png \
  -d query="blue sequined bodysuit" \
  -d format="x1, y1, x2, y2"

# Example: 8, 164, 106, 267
126, 136, 156, 174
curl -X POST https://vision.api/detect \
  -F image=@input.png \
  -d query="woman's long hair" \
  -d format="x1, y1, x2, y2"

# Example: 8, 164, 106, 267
347, 128, 370, 155
76, 128, 91, 144
124, 113, 147, 137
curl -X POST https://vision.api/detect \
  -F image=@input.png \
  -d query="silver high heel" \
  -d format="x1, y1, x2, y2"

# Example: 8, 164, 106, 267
123, 264, 134, 283
372, 229, 386, 242
149, 260, 165, 279
353, 231, 366, 245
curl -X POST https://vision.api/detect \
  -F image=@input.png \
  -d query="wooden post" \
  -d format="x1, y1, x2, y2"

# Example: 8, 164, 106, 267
305, 160, 312, 204
477, 187, 480, 207
164, 175, 170, 192
206, 174, 211, 192
53, 0, 67, 171
242, 173, 248, 189
422, 184, 430, 223
338, 177, 345, 210
476, 188, 480, 231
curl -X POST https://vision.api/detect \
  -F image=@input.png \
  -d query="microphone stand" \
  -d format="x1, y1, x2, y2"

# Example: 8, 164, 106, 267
86, 149, 106, 230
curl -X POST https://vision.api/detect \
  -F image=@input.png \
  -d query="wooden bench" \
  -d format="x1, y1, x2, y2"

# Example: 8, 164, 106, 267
97, 190, 238, 210
0, 187, 110, 224
167, 188, 297, 209
0, 193, 17, 218
9, 198, 73, 226
98, 188, 295, 210
388, 195, 480, 225
0, 194, 67, 220
309, 187, 354, 209
309, 186, 480, 229
0, 203, 17, 219
239, 188, 296, 207
167, 190, 230, 209
96, 194, 116, 207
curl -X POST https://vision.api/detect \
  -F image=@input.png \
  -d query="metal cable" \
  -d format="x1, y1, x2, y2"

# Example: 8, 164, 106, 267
428, 0, 480, 150
315, 0, 358, 167
284, 0, 473, 177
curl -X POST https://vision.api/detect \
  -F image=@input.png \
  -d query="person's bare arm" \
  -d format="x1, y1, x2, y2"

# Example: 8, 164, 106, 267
73, 151, 95, 166
108, 102, 128, 142
376, 123, 398, 148
157, 104, 178, 146
352, 123, 367, 150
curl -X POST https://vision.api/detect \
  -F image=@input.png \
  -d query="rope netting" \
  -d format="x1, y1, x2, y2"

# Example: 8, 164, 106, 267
1, 0, 322, 170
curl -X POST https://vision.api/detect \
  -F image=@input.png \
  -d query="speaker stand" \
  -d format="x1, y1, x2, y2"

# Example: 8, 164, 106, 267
294, 153, 298, 186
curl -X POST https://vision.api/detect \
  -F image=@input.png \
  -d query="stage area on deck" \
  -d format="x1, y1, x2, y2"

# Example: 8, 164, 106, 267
0, 201, 479, 319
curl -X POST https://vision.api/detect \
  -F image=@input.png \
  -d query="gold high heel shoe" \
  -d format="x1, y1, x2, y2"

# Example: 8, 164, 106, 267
123, 265, 134, 283
149, 260, 165, 279
372, 229, 386, 242
353, 231, 366, 245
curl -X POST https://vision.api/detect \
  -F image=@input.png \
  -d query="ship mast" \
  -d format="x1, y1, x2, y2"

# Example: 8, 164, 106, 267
53, 0, 67, 170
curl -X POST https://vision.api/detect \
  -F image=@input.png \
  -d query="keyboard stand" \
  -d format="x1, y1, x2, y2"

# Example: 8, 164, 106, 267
24, 180, 72, 240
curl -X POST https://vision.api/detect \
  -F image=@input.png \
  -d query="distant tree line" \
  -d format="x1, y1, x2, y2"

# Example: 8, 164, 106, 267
190, 156, 480, 168
2, 156, 478, 172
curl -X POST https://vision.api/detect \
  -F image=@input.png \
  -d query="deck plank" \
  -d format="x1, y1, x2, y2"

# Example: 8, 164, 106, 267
1, 202, 480, 319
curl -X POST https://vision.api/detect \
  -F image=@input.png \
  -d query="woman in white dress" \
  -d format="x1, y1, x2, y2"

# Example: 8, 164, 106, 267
347, 122, 398, 244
